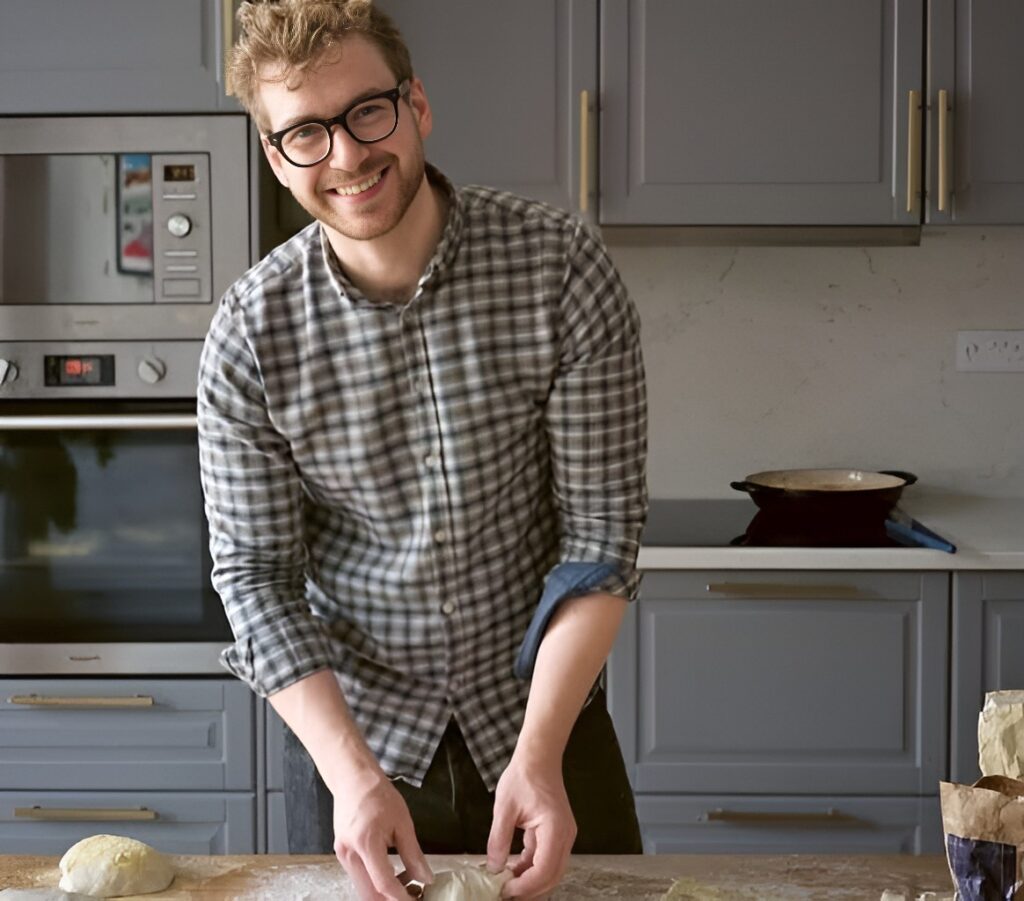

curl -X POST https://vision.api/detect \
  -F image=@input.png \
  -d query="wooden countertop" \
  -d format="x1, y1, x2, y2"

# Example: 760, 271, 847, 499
0, 853, 954, 899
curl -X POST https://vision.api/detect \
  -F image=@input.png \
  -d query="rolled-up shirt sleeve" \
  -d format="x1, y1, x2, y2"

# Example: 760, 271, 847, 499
197, 291, 333, 697
543, 219, 649, 603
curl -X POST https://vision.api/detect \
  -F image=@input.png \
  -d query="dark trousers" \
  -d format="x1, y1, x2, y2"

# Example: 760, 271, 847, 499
283, 689, 643, 854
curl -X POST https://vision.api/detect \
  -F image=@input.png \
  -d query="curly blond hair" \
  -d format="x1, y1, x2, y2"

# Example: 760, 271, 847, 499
227, 0, 414, 132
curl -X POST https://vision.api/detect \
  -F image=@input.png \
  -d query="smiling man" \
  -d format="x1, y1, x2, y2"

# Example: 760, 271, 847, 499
197, 2, 648, 899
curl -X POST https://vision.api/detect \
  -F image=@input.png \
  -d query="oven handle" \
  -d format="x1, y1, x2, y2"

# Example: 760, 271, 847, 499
0, 413, 197, 430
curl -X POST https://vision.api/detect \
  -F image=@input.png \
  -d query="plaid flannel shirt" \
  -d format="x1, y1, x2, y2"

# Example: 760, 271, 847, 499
197, 166, 647, 789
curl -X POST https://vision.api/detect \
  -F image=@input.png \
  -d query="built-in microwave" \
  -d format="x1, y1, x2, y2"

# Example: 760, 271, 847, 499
0, 115, 251, 400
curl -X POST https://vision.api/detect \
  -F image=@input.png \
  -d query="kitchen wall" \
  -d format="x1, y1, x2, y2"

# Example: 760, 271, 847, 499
605, 228, 1024, 500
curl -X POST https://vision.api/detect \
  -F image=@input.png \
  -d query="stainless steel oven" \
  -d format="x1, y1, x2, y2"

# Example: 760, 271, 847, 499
0, 403, 230, 674
0, 115, 249, 398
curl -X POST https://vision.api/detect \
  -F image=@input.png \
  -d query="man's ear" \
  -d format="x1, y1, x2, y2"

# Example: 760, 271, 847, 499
261, 137, 291, 189
407, 76, 433, 141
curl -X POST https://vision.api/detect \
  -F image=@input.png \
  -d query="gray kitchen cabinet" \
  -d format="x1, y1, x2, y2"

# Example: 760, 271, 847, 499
926, 0, 1024, 223
267, 791, 288, 854
599, 0, 924, 225
0, 679, 253, 791
950, 572, 1024, 784
605, 570, 949, 853
0, 792, 255, 854
0, 678, 257, 853
637, 795, 943, 855
378, 0, 596, 214
0, 0, 239, 113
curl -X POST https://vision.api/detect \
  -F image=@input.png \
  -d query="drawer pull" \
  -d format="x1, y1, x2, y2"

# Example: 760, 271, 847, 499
702, 808, 853, 824
14, 807, 158, 822
7, 694, 155, 708
705, 582, 864, 599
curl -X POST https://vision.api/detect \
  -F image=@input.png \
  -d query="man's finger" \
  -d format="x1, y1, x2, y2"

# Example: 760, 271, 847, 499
393, 816, 433, 886
510, 826, 537, 877
502, 824, 571, 899
486, 801, 518, 872
360, 839, 412, 901
337, 850, 387, 901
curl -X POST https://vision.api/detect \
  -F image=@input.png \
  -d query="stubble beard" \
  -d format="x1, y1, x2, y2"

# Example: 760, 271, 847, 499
297, 140, 427, 242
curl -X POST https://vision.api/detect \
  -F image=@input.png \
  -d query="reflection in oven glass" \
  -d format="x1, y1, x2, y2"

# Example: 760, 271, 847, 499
0, 427, 229, 642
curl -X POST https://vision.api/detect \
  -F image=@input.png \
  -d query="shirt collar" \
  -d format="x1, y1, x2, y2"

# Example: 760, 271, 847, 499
318, 162, 464, 308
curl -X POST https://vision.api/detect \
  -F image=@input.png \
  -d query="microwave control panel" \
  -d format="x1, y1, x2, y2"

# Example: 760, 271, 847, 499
151, 154, 213, 306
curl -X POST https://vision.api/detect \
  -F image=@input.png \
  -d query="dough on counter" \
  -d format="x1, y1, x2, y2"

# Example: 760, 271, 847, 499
58, 834, 174, 898
422, 866, 511, 900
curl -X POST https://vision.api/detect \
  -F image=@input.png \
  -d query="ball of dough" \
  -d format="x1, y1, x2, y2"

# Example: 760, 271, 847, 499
58, 834, 174, 898
422, 865, 511, 900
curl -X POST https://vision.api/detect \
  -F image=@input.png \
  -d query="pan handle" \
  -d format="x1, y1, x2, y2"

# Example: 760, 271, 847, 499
879, 470, 917, 486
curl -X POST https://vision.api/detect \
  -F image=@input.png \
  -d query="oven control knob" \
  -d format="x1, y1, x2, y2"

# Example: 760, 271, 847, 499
167, 213, 193, 238
0, 359, 19, 386
138, 357, 167, 385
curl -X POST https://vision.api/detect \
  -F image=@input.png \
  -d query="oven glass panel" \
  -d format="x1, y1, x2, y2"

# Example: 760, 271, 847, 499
0, 425, 230, 641
0, 154, 155, 306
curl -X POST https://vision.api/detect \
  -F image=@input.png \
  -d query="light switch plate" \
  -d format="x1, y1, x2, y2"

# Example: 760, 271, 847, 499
956, 330, 1024, 372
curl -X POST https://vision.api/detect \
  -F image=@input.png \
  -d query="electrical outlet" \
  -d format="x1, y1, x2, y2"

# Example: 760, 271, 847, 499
956, 330, 1024, 372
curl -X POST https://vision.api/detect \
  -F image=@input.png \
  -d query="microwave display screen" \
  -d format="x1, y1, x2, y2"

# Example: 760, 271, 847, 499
44, 355, 115, 387
164, 164, 196, 182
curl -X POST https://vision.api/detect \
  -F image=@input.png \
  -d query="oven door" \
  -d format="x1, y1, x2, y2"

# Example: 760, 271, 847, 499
0, 407, 231, 674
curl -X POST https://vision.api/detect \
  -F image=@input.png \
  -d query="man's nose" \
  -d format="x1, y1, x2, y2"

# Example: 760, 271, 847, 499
326, 124, 372, 172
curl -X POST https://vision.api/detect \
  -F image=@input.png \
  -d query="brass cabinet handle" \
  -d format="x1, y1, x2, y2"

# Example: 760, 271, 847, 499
906, 89, 922, 213
15, 807, 158, 822
579, 89, 591, 214
7, 694, 155, 708
937, 88, 951, 212
705, 582, 864, 599
702, 808, 853, 824
222, 0, 235, 94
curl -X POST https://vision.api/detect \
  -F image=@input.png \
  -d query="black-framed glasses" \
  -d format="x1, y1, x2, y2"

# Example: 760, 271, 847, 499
266, 80, 411, 167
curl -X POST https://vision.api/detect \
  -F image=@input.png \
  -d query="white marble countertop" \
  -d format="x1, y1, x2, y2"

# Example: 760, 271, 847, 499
637, 494, 1024, 570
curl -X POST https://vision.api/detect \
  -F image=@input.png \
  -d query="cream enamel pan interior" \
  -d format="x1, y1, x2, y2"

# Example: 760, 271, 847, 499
743, 469, 910, 492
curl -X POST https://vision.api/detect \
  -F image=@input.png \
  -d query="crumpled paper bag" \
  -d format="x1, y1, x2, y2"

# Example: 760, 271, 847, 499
979, 691, 1024, 780
940, 776, 1024, 901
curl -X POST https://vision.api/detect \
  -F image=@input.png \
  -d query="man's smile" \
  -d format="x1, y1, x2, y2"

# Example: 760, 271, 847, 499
328, 166, 388, 198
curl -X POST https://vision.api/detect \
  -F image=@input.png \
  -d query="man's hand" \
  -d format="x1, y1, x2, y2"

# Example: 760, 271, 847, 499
486, 752, 576, 899
331, 762, 433, 900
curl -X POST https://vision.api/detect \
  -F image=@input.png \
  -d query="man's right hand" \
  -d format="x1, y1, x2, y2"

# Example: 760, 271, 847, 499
331, 763, 433, 901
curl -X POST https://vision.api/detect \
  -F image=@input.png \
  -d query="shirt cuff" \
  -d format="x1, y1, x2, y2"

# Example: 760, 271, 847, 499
513, 560, 627, 680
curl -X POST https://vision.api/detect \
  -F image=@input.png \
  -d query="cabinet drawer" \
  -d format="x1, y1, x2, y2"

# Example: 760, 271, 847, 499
609, 571, 948, 795
0, 679, 253, 791
0, 791, 255, 854
637, 795, 943, 855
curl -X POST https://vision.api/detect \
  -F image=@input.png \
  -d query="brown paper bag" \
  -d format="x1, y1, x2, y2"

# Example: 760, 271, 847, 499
940, 776, 1024, 900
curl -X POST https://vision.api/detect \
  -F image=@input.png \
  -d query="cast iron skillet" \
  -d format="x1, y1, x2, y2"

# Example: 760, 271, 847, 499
731, 468, 918, 517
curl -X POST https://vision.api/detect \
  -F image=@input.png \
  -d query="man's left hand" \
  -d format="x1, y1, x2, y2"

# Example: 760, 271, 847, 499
486, 752, 576, 899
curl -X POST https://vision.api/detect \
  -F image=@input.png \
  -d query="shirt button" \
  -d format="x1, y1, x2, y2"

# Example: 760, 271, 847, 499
433, 529, 447, 545
423, 454, 438, 469
441, 601, 456, 616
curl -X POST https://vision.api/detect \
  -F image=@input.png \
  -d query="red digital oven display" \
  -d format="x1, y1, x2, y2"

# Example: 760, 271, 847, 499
44, 354, 115, 386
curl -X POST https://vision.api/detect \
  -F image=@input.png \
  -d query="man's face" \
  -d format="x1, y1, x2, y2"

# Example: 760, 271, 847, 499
258, 35, 432, 242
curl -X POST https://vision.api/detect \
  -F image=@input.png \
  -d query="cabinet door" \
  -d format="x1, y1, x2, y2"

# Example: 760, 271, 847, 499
0, 679, 254, 791
950, 572, 1024, 783
608, 571, 948, 795
379, 0, 596, 213
637, 795, 943, 855
600, 0, 923, 225
0, 791, 255, 854
0, 0, 237, 113
926, 0, 1024, 223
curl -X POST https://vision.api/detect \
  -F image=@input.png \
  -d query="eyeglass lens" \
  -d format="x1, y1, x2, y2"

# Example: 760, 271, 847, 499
280, 96, 397, 165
